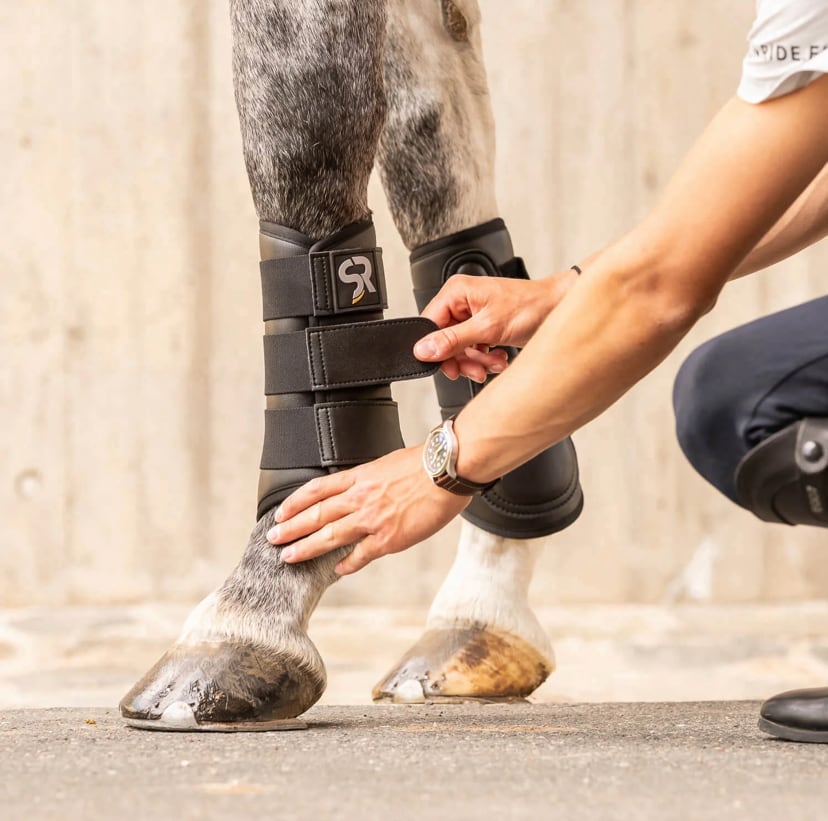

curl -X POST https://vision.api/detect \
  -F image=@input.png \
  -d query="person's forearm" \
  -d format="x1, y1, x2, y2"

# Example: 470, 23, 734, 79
453, 238, 699, 482
733, 162, 828, 278
452, 79, 828, 482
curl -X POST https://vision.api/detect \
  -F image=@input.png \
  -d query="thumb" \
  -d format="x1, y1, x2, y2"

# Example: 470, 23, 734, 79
413, 320, 482, 362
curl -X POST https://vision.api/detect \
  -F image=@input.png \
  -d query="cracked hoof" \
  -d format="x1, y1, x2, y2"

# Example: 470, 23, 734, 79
120, 640, 324, 732
372, 625, 553, 703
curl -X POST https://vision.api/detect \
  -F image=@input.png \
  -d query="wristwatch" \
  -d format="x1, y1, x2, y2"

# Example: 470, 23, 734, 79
422, 416, 494, 495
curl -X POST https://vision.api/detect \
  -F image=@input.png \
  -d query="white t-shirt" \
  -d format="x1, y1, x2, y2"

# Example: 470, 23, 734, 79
738, 0, 828, 103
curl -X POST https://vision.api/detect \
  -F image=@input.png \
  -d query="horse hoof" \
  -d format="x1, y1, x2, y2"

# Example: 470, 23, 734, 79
120, 639, 324, 731
372, 625, 553, 702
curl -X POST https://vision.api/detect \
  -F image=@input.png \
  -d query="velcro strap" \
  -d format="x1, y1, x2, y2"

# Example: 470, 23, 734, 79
264, 317, 439, 395
261, 247, 388, 320
260, 401, 404, 469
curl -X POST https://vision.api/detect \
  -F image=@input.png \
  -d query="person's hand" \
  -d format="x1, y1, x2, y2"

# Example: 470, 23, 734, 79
267, 447, 471, 575
413, 269, 578, 381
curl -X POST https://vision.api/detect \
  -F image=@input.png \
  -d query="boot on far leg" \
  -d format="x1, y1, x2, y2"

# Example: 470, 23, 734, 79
409, 218, 583, 542
121, 218, 437, 730
373, 0, 582, 703
373, 219, 581, 704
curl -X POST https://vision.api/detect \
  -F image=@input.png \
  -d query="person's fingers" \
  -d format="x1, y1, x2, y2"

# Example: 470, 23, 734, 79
456, 360, 489, 383
444, 347, 509, 383
437, 348, 507, 383
273, 472, 355, 524
413, 318, 489, 363
279, 513, 368, 563
463, 346, 508, 372
440, 358, 461, 380
268, 494, 357, 545
418, 277, 472, 327
334, 537, 383, 576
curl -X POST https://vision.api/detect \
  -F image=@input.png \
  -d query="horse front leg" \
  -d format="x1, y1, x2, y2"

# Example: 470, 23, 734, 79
120, 0, 393, 730
371, 0, 583, 703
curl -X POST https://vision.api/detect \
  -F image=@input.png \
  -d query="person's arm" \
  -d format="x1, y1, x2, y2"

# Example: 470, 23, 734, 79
449, 78, 828, 482
730, 161, 828, 278
271, 75, 828, 574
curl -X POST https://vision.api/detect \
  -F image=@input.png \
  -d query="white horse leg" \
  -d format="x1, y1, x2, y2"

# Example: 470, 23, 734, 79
374, 522, 554, 701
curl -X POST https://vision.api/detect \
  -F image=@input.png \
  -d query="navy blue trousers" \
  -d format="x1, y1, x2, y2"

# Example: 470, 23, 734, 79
673, 296, 828, 505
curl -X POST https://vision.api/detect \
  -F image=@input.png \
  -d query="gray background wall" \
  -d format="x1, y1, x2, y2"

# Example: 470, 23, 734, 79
2, 0, 826, 609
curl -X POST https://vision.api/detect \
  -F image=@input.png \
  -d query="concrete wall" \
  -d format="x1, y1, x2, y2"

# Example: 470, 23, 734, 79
2, 0, 826, 608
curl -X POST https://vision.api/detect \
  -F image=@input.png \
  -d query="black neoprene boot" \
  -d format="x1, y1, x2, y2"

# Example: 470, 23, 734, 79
256, 218, 437, 517
410, 218, 584, 539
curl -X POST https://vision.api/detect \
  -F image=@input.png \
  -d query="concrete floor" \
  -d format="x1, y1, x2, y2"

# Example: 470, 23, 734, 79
3, 604, 828, 819
3, 702, 827, 821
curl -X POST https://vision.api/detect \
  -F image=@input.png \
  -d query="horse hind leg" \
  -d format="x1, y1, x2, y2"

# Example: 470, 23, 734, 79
120, 0, 390, 730
373, 0, 582, 703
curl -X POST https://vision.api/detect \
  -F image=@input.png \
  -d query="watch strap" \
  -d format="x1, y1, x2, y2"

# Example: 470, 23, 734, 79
434, 472, 494, 496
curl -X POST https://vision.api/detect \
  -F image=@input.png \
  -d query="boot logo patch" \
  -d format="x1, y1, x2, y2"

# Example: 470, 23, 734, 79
336, 255, 378, 306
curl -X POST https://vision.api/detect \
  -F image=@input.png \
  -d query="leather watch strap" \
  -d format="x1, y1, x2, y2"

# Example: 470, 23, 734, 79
434, 472, 493, 496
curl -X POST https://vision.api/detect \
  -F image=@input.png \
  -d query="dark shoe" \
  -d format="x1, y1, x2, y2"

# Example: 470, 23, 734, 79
759, 686, 828, 742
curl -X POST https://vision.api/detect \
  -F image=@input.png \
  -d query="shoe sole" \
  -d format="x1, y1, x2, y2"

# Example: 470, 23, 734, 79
758, 716, 828, 743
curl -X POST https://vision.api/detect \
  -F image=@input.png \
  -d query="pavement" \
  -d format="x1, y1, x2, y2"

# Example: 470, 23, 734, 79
3, 702, 828, 821
4, 603, 828, 819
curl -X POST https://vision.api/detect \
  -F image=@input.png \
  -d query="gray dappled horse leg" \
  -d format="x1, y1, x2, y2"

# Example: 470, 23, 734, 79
120, 0, 388, 729
371, 0, 554, 703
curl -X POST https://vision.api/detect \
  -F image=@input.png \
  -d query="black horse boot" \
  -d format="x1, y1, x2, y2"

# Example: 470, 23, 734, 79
759, 687, 828, 742
120, 220, 437, 730
408, 218, 583, 539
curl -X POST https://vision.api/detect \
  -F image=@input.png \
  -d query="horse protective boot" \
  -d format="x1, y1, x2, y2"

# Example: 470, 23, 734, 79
120, 219, 438, 731
255, 218, 438, 517
409, 218, 584, 539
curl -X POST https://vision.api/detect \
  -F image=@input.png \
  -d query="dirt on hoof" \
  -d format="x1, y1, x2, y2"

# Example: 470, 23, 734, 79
372, 625, 553, 702
119, 639, 325, 731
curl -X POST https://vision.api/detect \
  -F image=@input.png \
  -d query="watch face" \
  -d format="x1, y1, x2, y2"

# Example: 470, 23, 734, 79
424, 429, 451, 477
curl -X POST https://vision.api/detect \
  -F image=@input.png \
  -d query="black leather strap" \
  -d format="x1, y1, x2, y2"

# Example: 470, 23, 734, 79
261, 401, 405, 469
261, 248, 388, 320
264, 317, 439, 395
435, 473, 494, 496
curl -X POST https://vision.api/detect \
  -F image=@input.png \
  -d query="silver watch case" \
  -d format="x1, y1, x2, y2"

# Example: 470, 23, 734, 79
422, 417, 491, 496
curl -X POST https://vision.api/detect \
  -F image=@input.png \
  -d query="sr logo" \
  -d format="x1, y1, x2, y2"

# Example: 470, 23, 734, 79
336, 255, 377, 305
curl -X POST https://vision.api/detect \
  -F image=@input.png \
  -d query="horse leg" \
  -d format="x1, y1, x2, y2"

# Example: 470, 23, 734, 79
120, 0, 394, 729
372, 0, 582, 702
